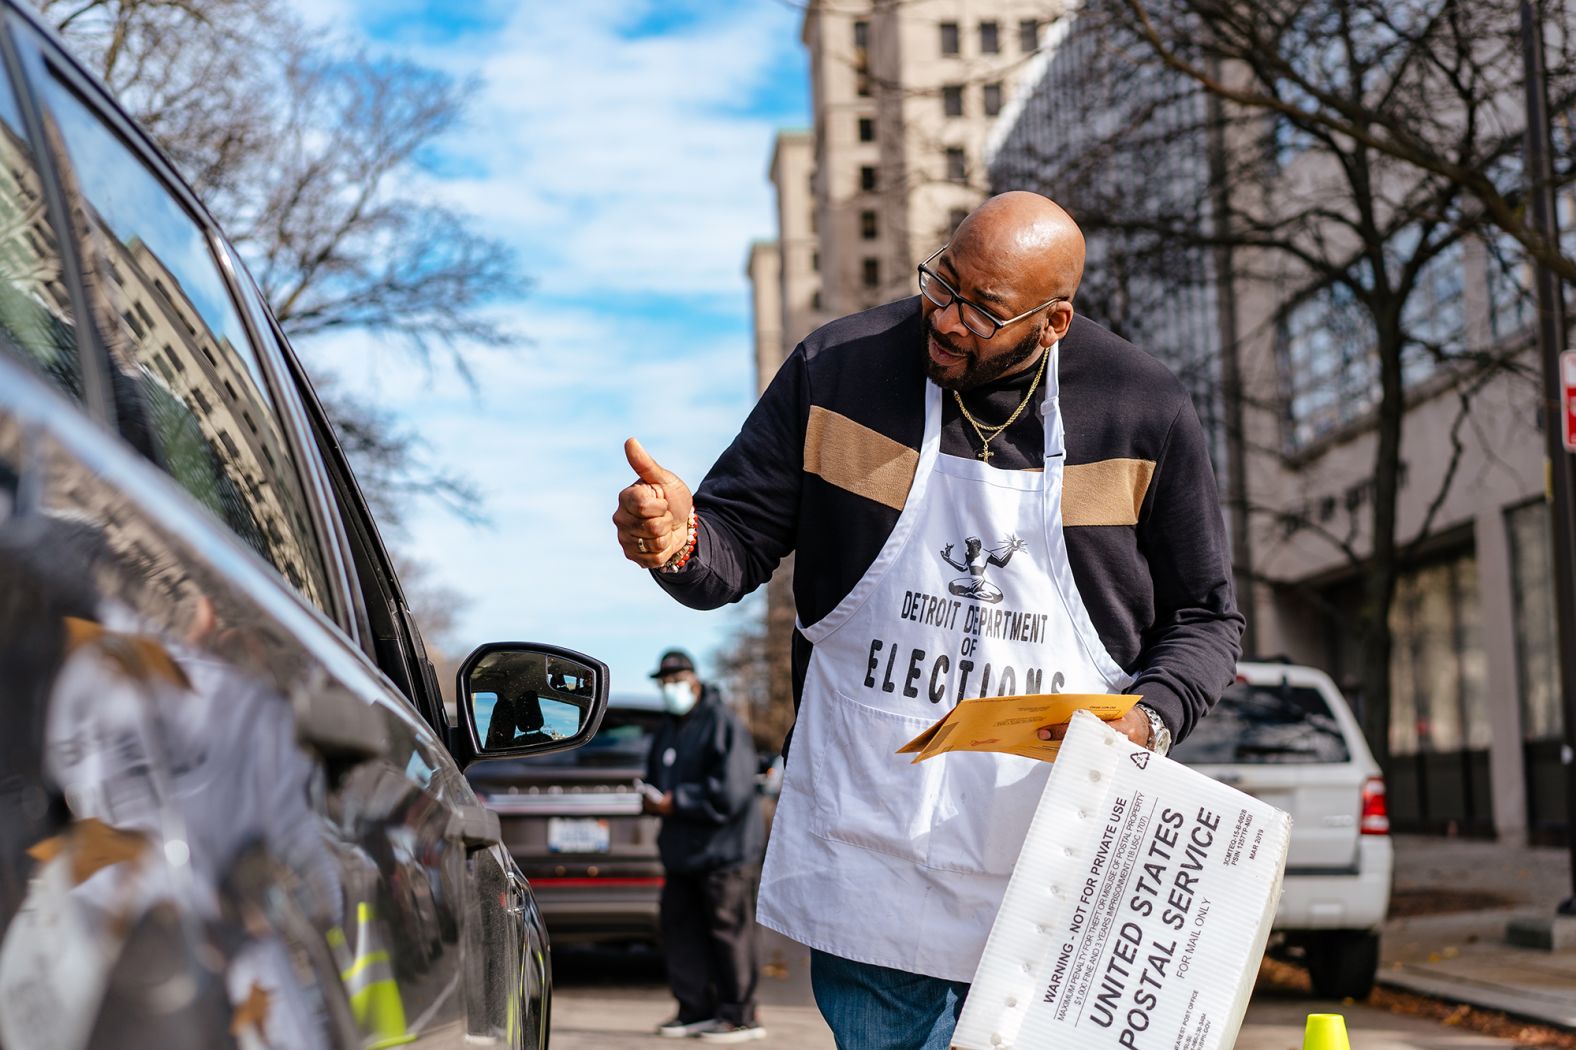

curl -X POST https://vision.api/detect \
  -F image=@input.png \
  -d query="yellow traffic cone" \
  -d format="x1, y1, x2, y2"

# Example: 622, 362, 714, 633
340, 901, 416, 1049
1303, 1013, 1351, 1050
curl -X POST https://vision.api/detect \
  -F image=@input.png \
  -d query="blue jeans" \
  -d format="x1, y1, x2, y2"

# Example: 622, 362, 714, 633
810, 949, 970, 1050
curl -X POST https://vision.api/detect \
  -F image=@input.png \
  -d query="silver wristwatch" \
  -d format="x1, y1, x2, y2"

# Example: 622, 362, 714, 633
1138, 704, 1172, 756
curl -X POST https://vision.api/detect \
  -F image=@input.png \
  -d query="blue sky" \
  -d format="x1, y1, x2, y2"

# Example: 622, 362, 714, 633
294, 0, 809, 698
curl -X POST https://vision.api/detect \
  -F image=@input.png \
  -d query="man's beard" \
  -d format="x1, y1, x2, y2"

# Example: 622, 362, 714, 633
924, 322, 1044, 390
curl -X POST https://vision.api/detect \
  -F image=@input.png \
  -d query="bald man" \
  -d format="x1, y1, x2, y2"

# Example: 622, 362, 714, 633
613, 192, 1243, 1048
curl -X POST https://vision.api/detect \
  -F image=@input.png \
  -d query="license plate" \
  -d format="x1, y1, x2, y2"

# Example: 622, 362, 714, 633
547, 818, 610, 854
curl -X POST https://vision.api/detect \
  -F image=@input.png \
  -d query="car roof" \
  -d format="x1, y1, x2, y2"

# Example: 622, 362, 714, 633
1236, 661, 1341, 691
608, 692, 665, 713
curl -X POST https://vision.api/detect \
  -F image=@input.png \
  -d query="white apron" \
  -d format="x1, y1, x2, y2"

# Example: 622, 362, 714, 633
757, 344, 1134, 982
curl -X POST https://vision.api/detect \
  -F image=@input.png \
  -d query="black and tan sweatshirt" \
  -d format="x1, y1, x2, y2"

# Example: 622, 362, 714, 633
655, 297, 1244, 746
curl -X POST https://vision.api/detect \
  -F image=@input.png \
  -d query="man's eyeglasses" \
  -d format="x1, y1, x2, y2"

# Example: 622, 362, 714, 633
916, 244, 1065, 340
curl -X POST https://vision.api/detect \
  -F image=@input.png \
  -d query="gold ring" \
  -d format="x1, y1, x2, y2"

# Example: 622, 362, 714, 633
636, 537, 649, 553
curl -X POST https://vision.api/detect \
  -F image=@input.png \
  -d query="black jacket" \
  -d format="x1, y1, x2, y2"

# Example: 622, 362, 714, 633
645, 685, 764, 875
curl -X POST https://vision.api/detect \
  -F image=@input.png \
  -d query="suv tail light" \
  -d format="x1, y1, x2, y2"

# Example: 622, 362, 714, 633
1360, 776, 1389, 835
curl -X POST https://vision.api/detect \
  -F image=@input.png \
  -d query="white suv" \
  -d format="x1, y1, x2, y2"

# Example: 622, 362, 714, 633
1168, 661, 1394, 999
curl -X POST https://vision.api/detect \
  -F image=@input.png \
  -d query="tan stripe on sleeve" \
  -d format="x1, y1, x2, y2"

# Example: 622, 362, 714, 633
804, 406, 919, 511
1063, 458, 1155, 526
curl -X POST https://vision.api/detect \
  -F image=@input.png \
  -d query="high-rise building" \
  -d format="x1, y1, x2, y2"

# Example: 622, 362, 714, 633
763, 129, 818, 395
744, 1, 1057, 746
751, 0, 1059, 387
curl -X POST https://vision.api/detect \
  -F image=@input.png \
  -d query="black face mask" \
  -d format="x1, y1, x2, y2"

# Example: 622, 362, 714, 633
924, 320, 1043, 391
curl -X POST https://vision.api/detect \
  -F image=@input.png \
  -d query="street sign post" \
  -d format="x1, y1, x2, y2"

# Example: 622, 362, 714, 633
1522, 0, 1576, 914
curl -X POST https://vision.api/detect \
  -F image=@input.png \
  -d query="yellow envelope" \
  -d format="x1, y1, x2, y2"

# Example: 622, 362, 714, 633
896, 693, 1140, 763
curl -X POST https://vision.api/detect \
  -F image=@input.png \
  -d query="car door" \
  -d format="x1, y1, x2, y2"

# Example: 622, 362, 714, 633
268, 302, 551, 1048
0, 27, 366, 1042
0, 9, 542, 1048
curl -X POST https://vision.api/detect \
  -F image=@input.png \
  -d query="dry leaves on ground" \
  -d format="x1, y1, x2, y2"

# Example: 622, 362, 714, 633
1257, 957, 1576, 1048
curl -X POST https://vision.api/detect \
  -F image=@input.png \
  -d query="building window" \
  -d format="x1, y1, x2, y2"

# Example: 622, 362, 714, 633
1387, 553, 1489, 760
983, 82, 1003, 117
942, 84, 964, 118
940, 21, 960, 56
949, 208, 969, 233
1486, 230, 1534, 339
980, 21, 1000, 54
1352, 547, 1497, 835
854, 20, 871, 96
945, 147, 967, 183
812, 290, 822, 311
1019, 18, 1040, 51
1276, 238, 1460, 451
862, 257, 880, 288
811, 250, 819, 272
860, 165, 878, 192
1509, 500, 1562, 742
858, 117, 875, 143
860, 209, 878, 240
43, 74, 334, 611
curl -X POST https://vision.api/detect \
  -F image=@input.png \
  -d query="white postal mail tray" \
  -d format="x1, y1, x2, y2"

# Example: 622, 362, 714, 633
952, 712, 1291, 1050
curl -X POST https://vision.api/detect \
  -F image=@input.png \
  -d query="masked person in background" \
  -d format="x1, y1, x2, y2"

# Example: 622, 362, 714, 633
642, 650, 766, 1044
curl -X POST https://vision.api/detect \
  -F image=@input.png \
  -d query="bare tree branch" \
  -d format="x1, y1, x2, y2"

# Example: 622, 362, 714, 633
990, 0, 1562, 764
37, 0, 526, 547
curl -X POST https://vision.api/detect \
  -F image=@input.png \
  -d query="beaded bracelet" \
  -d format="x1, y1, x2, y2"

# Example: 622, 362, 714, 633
659, 510, 699, 574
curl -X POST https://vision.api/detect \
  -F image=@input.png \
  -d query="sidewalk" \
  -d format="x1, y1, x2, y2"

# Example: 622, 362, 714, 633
1378, 833, 1576, 1028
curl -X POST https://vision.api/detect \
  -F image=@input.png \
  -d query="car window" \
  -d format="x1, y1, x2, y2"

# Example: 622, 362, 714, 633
0, 68, 81, 401
1169, 681, 1352, 765
540, 698, 582, 736
523, 705, 664, 767
40, 75, 334, 613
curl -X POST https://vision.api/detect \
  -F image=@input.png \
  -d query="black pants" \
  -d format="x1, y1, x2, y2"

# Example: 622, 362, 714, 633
659, 865, 759, 1025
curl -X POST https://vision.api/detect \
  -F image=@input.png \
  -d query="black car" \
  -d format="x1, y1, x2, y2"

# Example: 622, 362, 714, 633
466, 694, 668, 946
0, 5, 606, 1048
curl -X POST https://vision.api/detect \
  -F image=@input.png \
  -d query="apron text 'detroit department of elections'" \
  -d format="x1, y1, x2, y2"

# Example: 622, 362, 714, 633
758, 343, 1135, 982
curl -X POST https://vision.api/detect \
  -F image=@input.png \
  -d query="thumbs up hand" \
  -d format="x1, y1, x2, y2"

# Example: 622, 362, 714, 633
614, 437, 696, 569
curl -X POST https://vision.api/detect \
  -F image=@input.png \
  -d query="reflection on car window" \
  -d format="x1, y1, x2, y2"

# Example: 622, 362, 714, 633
42, 77, 332, 613
1168, 682, 1352, 765
538, 698, 581, 737
0, 74, 81, 399
545, 658, 594, 698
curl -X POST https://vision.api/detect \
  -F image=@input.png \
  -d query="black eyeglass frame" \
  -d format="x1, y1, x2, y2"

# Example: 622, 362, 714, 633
916, 243, 1066, 340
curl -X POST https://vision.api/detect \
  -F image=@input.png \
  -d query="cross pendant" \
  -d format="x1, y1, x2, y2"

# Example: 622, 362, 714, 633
977, 445, 993, 462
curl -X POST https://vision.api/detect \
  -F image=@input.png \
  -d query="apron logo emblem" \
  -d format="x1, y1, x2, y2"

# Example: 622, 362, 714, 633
938, 534, 1028, 604
1130, 752, 1151, 770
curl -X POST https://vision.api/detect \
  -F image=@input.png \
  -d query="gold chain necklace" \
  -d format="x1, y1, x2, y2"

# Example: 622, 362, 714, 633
951, 348, 1049, 462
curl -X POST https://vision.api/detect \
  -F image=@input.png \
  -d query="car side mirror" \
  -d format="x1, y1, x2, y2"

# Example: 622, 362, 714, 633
457, 642, 609, 765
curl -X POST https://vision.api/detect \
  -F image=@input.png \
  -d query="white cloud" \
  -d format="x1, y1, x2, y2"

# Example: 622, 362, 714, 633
377, 0, 797, 301
286, 2, 804, 696
315, 303, 765, 696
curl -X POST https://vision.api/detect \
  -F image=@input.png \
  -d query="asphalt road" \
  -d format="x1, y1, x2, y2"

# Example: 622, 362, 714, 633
545, 932, 1524, 1050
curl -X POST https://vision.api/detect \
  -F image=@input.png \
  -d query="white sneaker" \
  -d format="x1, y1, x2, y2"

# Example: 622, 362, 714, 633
697, 1023, 767, 1043
655, 1017, 719, 1038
